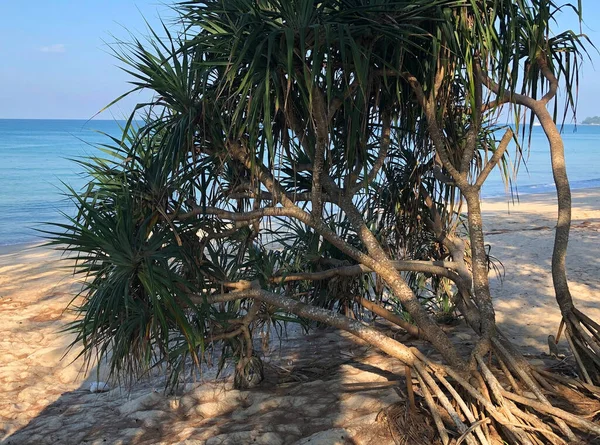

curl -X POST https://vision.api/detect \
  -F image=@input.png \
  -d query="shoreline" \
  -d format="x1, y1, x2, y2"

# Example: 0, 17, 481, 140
0, 242, 55, 262
480, 186, 600, 227
1, 185, 599, 442
481, 185, 600, 203
482, 180, 600, 200
2, 185, 599, 254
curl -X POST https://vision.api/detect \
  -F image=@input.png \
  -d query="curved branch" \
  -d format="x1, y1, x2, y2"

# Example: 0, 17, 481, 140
403, 72, 468, 188
474, 128, 513, 189
460, 62, 483, 173
537, 56, 559, 105
479, 71, 537, 109
332, 179, 466, 369
227, 140, 295, 208
310, 85, 329, 217
195, 288, 417, 366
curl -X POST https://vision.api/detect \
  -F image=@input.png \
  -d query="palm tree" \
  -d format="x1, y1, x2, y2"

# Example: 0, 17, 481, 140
48, 1, 600, 443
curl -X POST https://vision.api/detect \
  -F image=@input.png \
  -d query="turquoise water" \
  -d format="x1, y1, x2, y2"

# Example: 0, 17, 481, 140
482, 124, 600, 198
0, 119, 123, 246
1, 120, 599, 246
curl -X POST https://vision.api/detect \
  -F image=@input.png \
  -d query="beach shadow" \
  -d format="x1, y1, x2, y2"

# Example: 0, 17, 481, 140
483, 202, 600, 354
1, 244, 407, 444
4, 323, 407, 444
6, 201, 600, 443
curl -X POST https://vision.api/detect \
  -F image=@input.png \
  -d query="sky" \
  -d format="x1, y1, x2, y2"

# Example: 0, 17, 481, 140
0, 1, 174, 120
0, 1, 599, 121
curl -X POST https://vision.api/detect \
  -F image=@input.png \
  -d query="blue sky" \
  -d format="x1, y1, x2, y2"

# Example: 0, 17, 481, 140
0, 1, 599, 120
0, 1, 172, 120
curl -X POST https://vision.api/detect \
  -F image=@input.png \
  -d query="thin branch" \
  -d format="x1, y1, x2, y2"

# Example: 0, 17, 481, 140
403, 72, 468, 188
203, 301, 261, 346
328, 78, 360, 118
199, 223, 251, 244
349, 110, 392, 195
538, 55, 559, 105
474, 128, 513, 189
418, 184, 473, 287
194, 287, 417, 365
226, 190, 327, 203
460, 61, 483, 173
355, 296, 420, 338
310, 85, 329, 217
177, 205, 294, 221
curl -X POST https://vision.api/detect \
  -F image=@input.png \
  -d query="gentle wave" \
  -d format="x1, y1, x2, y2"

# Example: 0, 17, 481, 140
482, 177, 600, 198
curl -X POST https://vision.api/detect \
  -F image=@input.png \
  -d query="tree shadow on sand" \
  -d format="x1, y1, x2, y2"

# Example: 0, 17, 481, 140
7, 216, 600, 444
5, 324, 419, 445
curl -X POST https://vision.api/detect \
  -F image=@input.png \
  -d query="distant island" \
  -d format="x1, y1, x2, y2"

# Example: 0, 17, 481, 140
582, 116, 600, 125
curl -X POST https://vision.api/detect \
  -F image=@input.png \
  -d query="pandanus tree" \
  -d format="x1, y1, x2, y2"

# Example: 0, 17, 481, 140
50, 0, 600, 443
478, 0, 600, 386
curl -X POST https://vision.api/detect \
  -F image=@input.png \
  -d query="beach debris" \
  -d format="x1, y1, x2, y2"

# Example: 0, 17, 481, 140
89, 381, 110, 393
548, 334, 560, 358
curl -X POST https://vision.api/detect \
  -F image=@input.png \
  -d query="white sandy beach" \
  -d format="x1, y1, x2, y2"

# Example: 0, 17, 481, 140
482, 188, 600, 352
0, 189, 599, 444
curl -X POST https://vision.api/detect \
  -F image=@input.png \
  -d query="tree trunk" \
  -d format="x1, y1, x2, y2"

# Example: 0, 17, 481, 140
534, 105, 573, 313
464, 189, 496, 347
534, 105, 600, 384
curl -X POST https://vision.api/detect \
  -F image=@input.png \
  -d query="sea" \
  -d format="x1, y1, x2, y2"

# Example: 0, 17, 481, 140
0, 119, 124, 246
1, 119, 600, 247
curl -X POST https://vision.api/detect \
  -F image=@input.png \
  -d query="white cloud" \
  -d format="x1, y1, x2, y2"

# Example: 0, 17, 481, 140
39, 44, 66, 53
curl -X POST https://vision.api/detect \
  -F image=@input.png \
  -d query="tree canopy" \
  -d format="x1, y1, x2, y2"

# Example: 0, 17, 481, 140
48, 1, 600, 443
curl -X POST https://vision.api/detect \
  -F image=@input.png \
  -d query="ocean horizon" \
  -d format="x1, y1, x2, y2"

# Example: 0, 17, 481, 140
1, 119, 600, 247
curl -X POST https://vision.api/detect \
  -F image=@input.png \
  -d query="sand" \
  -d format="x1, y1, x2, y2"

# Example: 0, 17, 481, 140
482, 188, 600, 352
0, 188, 599, 444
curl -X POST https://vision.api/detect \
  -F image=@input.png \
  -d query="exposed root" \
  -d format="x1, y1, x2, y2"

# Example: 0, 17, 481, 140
560, 308, 600, 385
233, 354, 264, 389
393, 343, 600, 444
415, 370, 452, 445
534, 367, 600, 399
209, 288, 600, 443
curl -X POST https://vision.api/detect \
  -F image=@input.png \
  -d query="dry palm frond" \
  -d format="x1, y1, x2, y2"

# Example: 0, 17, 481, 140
378, 401, 441, 445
